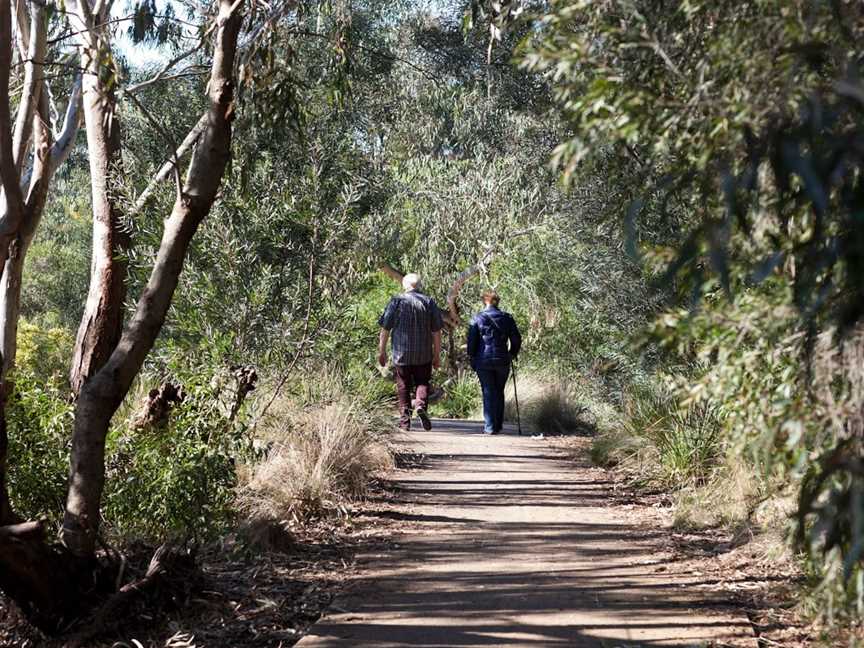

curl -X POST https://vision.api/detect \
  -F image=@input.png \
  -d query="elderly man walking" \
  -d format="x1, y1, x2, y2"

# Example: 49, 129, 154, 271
378, 273, 443, 430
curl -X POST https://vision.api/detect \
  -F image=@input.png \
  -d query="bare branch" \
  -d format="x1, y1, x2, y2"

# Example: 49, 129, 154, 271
19, 72, 82, 190
122, 89, 183, 200
252, 224, 319, 428
445, 227, 537, 325
379, 262, 404, 283
48, 73, 82, 173
286, 29, 442, 83
125, 33, 212, 94
129, 112, 208, 217
13, 0, 29, 59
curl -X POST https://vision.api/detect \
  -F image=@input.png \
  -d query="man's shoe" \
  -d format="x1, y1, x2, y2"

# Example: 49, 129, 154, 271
399, 409, 412, 431
417, 408, 432, 431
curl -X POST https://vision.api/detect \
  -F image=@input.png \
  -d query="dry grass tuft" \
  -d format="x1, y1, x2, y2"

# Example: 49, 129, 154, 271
504, 374, 592, 435
239, 400, 393, 526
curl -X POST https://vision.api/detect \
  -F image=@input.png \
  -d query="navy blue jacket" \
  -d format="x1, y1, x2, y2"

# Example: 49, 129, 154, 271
467, 306, 522, 369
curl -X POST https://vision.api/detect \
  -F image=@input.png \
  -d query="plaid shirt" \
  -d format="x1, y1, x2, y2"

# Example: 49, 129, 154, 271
379, 290, 443, 366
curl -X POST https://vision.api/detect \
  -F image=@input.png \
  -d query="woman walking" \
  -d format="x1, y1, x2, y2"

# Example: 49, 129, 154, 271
467, 290, 522, 435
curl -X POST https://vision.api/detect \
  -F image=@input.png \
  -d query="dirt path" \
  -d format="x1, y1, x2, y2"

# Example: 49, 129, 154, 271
296, 420, 757, 647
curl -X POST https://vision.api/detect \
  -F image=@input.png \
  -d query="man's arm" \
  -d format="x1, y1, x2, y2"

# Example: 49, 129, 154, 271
378, 329, 390, 366
378, 297, 398, 366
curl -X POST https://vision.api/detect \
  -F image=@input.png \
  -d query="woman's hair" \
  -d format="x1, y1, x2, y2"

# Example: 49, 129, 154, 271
482, 290, 500, 306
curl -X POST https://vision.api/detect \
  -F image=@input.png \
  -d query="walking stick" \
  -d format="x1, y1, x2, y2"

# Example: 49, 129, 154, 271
512, 361, 522, 436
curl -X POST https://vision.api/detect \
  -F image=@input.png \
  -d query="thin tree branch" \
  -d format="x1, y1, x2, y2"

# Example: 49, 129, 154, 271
125, 28, 213, 94
0, 0, 25, 232
379, 262, 404, 283
121, 88, 183, 200
129, 112, 208, 217
11, 0, 45, 174
251, 224, 319, 429
288, 29, 442, 82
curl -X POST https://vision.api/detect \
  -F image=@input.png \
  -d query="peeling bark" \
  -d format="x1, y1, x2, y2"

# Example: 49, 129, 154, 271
69, 4, 129, 397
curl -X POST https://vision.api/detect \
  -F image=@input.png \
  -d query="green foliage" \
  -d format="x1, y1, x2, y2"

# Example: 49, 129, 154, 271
5, 372, 73, 526
593, 381, 723, 488
16, 319, 75, 383
103, 359, 259, 543
518, 0, 864, 625
519, 1, 858, 180
431, 372, 481, 419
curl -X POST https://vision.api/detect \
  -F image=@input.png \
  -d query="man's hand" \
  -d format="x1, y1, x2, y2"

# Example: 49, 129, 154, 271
378, 329, 390, 367
432, 356, 441, 369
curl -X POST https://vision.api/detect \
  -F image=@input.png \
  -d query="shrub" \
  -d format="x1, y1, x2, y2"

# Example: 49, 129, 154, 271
5, 371, 73, 525
102, 372, 257, 543
431, 372, 481, 419
239, 400, 392, 525
16, 319, 74, 383
593, 383, 724, 488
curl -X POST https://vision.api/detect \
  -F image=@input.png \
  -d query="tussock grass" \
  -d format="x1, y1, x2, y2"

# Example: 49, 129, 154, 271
239, 399, 393, 527
591, 382, 775, 536
503, 374, 593, 435
592, 386, 723, 488
672, 458, 761, 530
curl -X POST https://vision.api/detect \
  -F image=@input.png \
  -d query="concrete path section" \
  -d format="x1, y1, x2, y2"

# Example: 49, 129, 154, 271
297, 420, 757, 647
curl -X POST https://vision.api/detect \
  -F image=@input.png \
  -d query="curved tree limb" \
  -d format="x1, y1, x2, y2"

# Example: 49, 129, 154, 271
129, 112, 208, 217
445, 227, 538, 326
378, 261, 403, 283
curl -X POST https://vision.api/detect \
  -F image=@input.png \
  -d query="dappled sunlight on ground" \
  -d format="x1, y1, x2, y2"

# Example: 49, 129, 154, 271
297, 420, 756, 647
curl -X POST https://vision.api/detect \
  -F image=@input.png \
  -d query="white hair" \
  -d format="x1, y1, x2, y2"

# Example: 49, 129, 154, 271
402, 273, 421, 291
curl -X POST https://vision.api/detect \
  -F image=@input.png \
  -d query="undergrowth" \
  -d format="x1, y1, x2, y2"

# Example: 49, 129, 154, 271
238, 397, 393, 527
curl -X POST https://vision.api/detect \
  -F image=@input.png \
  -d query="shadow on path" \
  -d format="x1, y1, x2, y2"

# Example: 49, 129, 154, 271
296, 420, 756, 647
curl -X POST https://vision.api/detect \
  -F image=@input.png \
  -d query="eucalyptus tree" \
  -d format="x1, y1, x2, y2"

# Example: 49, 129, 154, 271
0, 0, 451, 632
0, 0, 245, 630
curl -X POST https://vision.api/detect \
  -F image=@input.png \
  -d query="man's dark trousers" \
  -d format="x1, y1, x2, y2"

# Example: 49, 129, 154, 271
476, 364, 510, 433
394, 363, 432, 429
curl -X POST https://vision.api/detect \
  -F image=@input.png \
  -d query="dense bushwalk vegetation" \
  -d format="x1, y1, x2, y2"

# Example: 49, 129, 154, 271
1, 0, 863, 641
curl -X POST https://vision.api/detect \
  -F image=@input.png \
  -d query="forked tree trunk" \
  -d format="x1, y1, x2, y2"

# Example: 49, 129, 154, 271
69, 11, 129, 397
0, 72, 81, 377
61, 0, 244, 558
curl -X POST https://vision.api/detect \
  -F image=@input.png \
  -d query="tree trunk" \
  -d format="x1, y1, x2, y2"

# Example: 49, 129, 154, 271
61, 0, 244, 557
10, 1, 44, 174
69, 25, 129, 397
0, 0, 32, 525
0, 520, 110, 635
0, 76, 81, 376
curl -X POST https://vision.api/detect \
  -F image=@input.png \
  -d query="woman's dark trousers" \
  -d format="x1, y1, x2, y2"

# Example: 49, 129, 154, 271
475, 364, 510, 434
